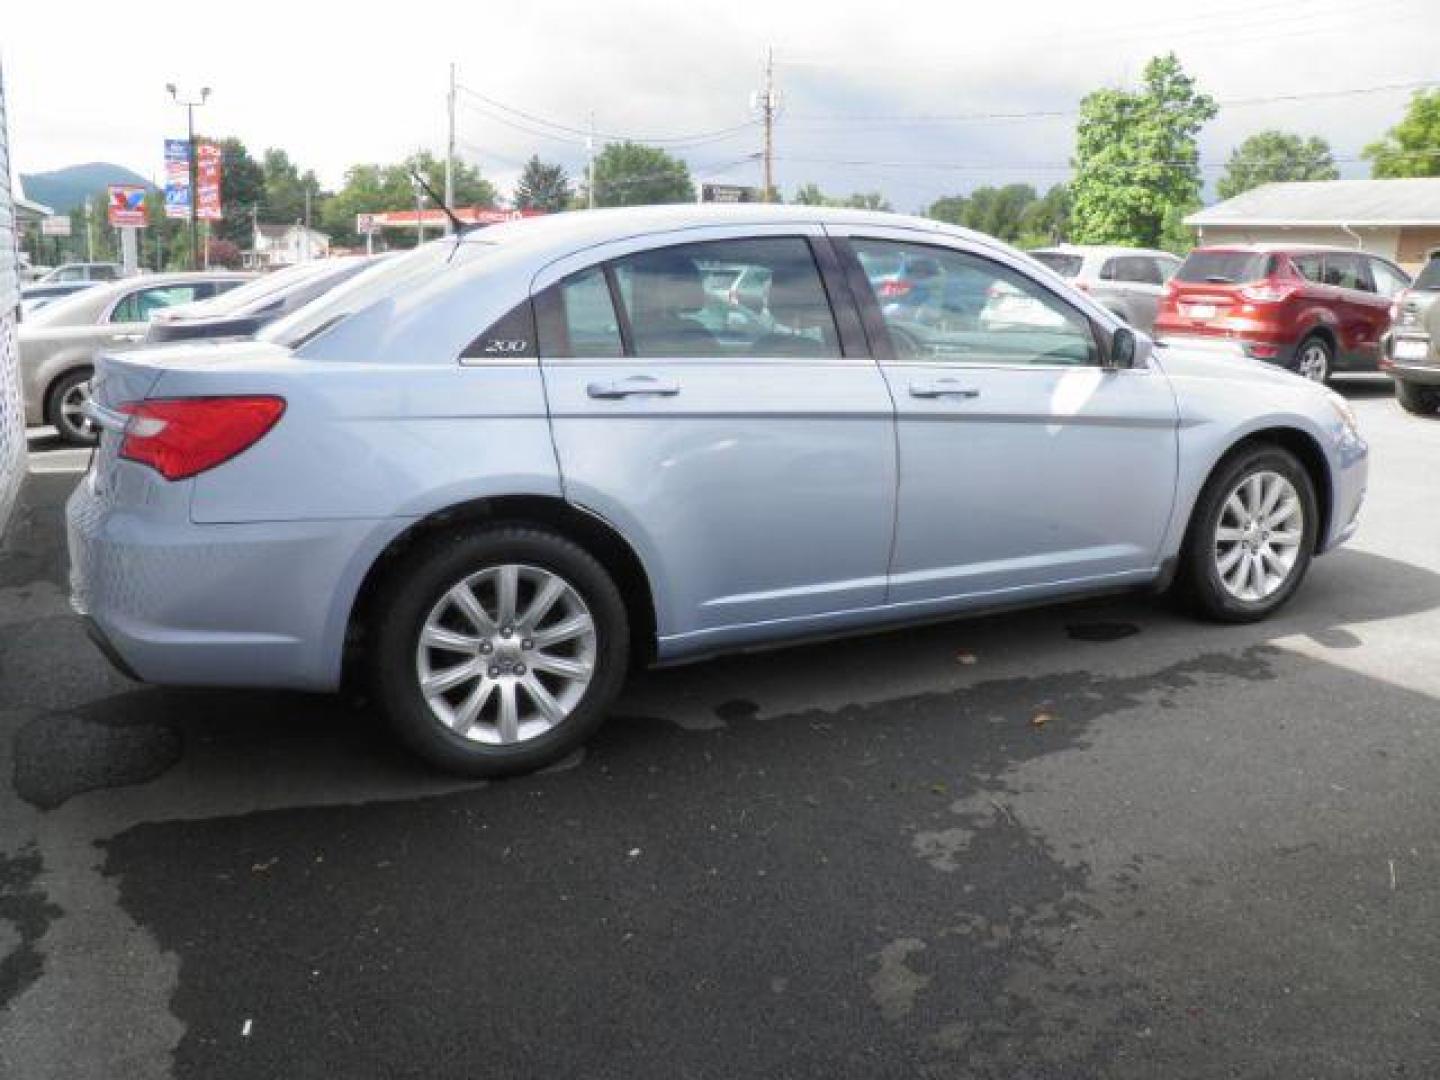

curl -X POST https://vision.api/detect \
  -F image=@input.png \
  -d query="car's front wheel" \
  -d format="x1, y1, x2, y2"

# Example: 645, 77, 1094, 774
1177, 444, 1318, 623
1395, 379, 1440, 416
1295, 335, 1332, 383
372, 526, 629, 777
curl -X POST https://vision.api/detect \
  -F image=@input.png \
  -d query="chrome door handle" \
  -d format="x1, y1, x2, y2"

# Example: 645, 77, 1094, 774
909, 380, 980, 399
113, 333, 146, 342
587, 376, 681, 399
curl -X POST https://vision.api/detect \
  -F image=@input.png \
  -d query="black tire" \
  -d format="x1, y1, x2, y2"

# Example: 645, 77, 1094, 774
45, 368, 98, 446
371, 525, 630, 777
1294, 334, 1332, 384
1395, 379, 1440, 416
1175, 443, 1319, 623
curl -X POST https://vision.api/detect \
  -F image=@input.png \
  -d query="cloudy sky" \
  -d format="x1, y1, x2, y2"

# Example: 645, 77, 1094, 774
6, 0, 1436, 210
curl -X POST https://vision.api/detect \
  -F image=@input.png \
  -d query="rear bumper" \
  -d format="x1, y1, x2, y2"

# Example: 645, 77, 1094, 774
66, 471, 400, 692
1381, 332, 1440, 384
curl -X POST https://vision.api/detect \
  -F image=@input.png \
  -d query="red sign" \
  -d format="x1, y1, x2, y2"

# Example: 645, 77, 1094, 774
360, 207, 544, 230
196, 142, 223, 221
107, 185, 148, 228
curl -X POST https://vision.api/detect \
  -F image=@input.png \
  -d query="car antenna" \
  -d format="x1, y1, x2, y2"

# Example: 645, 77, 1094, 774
409, 170, 473, 236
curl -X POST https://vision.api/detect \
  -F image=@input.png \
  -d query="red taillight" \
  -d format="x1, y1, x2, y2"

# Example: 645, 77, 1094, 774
1239, 283, 1297, 304
118, 396, 286, 480
878, 279, 912, 299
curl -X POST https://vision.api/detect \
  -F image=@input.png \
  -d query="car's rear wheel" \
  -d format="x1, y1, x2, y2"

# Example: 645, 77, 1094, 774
46, 369, 98, 446
1395, 379, 1440, 416
1177, 444, 1318, 623
1295, 335, 1332, 383
372, 526, 629, 777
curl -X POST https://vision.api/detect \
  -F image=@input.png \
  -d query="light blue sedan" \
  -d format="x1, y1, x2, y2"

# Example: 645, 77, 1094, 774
67, 205, 1368, 776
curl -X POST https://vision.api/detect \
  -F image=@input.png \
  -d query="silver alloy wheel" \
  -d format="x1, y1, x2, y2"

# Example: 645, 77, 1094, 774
59, 379, 97, 439
1213, 470, 1304, 602
416, 563, 597, 745
1297, 340, 1329, 382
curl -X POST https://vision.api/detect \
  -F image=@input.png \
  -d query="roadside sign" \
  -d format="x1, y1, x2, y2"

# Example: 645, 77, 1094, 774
107, 185, 148, 228
356, 213, 380, 235
702, 183, 758, 204
196, 141, 222, 221
164, 138, 190, 219
40, 215, 72, 237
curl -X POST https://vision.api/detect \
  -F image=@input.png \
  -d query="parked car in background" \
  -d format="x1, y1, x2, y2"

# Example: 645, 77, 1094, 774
37, 262, 124, 284
20, 280, 100, 318
20, 271, 251, 444
1382, 250, 1440, 414
147, 256, 380, 344
1028, 245, 1182, 332
69, 206, 1367, 778
1154, 244, 1410, 382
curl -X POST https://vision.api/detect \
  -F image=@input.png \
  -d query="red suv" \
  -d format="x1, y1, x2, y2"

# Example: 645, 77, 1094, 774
1154, 245, 1411, 382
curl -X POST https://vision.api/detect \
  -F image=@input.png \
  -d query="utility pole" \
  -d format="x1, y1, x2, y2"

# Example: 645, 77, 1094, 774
303, 185, 312, 262
445, 63, 456, 232
166, 83, 210, 270
587, 111, 597, 210
761, 47, 776, 203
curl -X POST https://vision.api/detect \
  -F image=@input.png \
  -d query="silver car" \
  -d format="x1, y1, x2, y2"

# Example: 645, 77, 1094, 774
67, 206, 1368, 776
1028, 245, 1181, 331
21, 271, 251, 444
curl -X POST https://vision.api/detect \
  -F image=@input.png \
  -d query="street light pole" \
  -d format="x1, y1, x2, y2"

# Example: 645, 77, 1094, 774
166, 83, 210, 271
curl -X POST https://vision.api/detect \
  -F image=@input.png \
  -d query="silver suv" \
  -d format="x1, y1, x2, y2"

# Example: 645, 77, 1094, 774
1029, 245, 1181, 331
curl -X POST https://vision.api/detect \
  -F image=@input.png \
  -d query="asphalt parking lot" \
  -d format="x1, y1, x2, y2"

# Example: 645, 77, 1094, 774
1, 378, 1437, 1079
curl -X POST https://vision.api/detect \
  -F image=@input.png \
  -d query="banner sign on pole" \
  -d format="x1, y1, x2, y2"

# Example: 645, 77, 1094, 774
107, 185, 148, 228
197, 141, 222, 221
164, 138, 191, 219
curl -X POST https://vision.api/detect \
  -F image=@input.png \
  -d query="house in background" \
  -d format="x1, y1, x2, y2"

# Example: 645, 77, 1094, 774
1187, 178, 1440, 272
246, 221, 330, 269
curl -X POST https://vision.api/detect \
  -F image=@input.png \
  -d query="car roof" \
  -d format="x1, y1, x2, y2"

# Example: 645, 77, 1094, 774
1031, 244, 1178, 259
23, 271, 254, 328
1188, 242, 1374, 255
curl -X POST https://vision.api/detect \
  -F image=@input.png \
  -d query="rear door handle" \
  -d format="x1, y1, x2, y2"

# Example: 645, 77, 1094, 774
909, 379, 980, 399
587, 375, 681, 399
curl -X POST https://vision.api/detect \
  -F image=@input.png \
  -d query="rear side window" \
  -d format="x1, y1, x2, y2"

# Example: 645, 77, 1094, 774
1322, 254, 1375, 293
610, 237, 841, 359
1030, 252, 1084, 278
1414, 255, 1440, 291
1175, 251, 1270, 285
538, 268, 623, 358
1102, 256, 1164, 285
110, 284, 205, 323
1369, 259, 1410, 298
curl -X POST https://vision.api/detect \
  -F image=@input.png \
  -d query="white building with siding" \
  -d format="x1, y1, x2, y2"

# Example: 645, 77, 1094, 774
0, 62, 27, 538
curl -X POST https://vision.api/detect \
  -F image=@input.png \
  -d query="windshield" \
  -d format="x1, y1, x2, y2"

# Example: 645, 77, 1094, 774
260, 243, 473, 349
1414, 255, 1440, 291
1030, 252, 1084, 278
1176, 251, 1271, 285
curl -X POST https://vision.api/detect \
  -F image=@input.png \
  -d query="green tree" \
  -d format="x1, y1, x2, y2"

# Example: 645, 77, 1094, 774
1069, 53, 1217, 249
791, 182, 830, 206
216, 137, 265, 244
926, 194, 968, 225
513, 156, 572, 212
262, 148, 313, 224
1364, 89, 1440, 178
1216, 130, 1338, 200
843, 191, 892, 211
320, 153, 496, 248
1018, 184, 1070, 245
586, 142, 694, 207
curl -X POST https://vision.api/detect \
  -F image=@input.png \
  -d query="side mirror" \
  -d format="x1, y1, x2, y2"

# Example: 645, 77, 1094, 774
1104, 326, 1151, 370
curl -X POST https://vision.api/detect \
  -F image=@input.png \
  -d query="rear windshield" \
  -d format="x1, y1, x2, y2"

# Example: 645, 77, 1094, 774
1414, 255, 1440, 291
260, 242, 478, 349
1175, 251, 1271, 285
1029, 252, 1084, 278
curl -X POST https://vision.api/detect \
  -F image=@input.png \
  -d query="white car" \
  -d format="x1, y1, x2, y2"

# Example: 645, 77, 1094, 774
1028, 245, 1182, 331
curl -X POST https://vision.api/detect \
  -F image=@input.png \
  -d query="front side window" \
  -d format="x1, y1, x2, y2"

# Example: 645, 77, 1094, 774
850, 239, 1098, 367
110, 284, 203, 323
1292, 253, 1324, 284
610, 237, 841, 359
